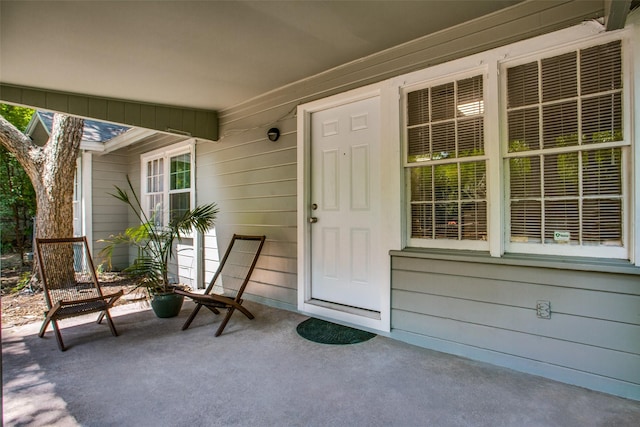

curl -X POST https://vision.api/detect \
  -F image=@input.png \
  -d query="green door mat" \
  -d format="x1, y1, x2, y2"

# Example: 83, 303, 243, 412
296, 318, 376, 345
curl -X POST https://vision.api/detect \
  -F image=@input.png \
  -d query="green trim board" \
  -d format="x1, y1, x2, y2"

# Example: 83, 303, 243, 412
0, 84, 218, 141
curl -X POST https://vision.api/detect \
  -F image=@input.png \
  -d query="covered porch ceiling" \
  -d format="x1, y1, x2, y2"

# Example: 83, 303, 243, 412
0, 1, 629, 140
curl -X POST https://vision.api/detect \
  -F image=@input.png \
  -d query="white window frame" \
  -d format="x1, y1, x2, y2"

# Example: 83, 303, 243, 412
399, 24, 635, 262
500, 38, 631, 259
140, 139, 196, 230
402, 68, 490, 251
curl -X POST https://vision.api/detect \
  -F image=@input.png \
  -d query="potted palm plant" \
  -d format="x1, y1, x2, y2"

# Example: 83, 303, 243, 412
100, 176, 217, 318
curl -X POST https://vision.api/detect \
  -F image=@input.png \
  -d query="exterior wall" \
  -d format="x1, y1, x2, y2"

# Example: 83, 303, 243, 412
203, 1, 640, 400
211, 0, 605, 315
89, 133, 192, 276
390, 251, 640, 400
197, 120, 298, 309
81, 0, 637, 398
90, 150, 129, 269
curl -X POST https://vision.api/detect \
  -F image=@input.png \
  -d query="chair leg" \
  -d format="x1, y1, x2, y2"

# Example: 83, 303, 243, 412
97, 311, 105, 324
214, 307, 235, 337
102, 310, 119, 337
39, 308, 57, 338
181, 303, 204, 331
51, 320, 66, 351
38, 318, 51, 338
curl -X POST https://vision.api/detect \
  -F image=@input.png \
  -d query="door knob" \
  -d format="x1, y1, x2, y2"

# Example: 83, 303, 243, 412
308, 217, 318, 223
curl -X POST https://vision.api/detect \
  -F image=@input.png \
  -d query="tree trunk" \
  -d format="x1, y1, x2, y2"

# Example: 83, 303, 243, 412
0, 113, 84, 283
37, 115, 83, 239
0, 113, 83, 239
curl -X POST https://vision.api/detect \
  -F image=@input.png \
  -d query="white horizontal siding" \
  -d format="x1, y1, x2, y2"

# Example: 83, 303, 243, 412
392, 263, 640, 324
391, 254, 640, 399
196, 115, 298, 308
91, 152, 129, 269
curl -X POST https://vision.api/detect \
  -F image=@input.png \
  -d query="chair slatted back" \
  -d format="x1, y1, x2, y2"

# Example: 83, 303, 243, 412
205, 235, 265, 301
36, 237, 103, 309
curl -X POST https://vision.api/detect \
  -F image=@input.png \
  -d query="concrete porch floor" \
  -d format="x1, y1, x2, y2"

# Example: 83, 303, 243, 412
2, 300, 639, 426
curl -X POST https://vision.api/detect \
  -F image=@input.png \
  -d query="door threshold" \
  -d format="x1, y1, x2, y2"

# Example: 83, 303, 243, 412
307, 299, 381, 320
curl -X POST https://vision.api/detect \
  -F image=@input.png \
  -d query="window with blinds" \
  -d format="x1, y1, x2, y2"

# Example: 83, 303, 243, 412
505, 40, 624, 248
406, 75, 487, 242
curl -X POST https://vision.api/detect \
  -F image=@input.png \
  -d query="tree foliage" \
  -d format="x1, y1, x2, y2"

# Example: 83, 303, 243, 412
0, 104, 36, 258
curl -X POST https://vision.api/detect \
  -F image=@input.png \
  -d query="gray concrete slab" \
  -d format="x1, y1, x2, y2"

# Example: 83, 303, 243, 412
3, 301, 640, 427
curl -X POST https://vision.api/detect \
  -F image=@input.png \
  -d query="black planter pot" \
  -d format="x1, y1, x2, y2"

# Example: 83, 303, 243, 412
150, 293, 184, 318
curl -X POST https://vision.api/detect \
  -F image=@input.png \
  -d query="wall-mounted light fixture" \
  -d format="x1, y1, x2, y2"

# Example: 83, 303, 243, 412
267, 127, 280, 142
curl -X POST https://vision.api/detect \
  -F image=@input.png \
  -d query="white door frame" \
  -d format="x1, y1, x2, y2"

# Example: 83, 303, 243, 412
297, 82, 402, 333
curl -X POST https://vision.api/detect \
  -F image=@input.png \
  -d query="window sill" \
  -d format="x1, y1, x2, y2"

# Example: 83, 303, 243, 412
390, 247, 640, 276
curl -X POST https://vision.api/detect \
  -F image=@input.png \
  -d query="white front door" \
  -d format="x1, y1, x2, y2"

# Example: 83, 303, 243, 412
309, 96, 381, 312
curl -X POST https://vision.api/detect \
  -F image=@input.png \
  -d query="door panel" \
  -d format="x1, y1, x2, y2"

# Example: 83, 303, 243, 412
310, 96, 380, 311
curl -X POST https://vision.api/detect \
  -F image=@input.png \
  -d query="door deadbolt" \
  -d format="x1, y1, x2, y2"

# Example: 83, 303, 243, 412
311, 203, 318, 210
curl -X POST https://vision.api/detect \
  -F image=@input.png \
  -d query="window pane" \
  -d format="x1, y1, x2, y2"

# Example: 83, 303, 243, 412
460, 161, 486, 200
170, 192, 190, 223
544, 152, 579, 197
582, 199, 622, 245
544, 200, 580, 244
581, 41, 622, 95
407, 125, 430, 162
511, 200, 542, 243
170, 153, 191, 190
507, 62, 538, 108
434, 164, 458, 201
458, 117, 484, 157
457, 75, 484, 117
407, 88, 429, 126
582, 148, 621, 196
432, 122, 456, 160
461, 201, 487, 240
431, 83, 455, 121
582, 93, 622, 144
147, 194, 164, 227
508, 108, 539, 152
147, 158, 164, 193
411, 203, 433, 239
542, 101, 578, 148
541, 51, 577, 102
509, 156, 541, 198
410, 167, 432, 202
435, 202, 459, 239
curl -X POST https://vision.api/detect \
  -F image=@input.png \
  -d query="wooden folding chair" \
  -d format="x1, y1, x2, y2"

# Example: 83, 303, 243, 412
176, 234, 265, 336
35, 237, 123, 351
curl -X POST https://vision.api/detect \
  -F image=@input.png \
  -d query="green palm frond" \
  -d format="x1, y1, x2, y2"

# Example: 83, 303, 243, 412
99, 175, 217, 295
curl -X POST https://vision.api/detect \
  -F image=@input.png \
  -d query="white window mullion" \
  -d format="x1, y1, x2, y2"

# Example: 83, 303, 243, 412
163, 158, 171, 223
486, 61, 502, 257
